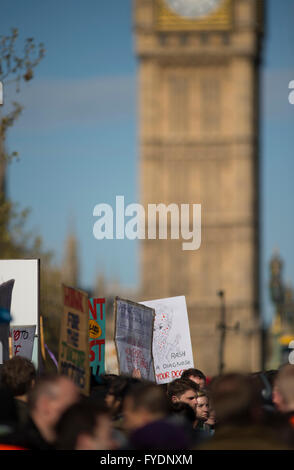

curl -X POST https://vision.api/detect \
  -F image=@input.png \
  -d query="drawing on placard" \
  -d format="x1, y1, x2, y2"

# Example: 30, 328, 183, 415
153, 303, 181, 368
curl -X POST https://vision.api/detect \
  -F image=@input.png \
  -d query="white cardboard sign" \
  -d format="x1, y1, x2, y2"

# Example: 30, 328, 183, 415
11, 325, 36, 360
0, 259, 39, 366
140, 296, 194, 384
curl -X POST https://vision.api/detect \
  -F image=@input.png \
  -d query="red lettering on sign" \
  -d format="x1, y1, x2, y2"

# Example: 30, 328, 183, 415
89, 299, 98, 320
89, 339, 105, 362
171, 370, 184, 378
97, 298, 105, 321
13, 330, 20, 342
64, 286, 84, 312
156, 371, 170, 381
14, 345, 21, 355
88, 298, 105, 321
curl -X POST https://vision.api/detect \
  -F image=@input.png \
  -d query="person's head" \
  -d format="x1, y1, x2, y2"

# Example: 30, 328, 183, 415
28, 375, 80, 442
167, 379, 198, 412
123, 382, 169, 432
181, 369, 206, 390
104, 375, 139, 417
195, 391, 210, 421
273, 364, 294, 413
210, 373, 261, 426
1, 356, 36, 398
205, 407, 216, 426
55, 401, 115, 450
169, 401, 196, 426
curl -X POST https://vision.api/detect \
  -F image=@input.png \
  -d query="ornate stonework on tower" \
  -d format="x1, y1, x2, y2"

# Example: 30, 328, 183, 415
134, 0, 264, 375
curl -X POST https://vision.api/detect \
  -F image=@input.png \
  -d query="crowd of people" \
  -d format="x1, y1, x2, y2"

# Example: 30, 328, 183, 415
0, 356, 294, 450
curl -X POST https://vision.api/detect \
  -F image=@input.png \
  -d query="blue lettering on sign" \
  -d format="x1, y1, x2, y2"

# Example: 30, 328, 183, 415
67, 312, 80, 330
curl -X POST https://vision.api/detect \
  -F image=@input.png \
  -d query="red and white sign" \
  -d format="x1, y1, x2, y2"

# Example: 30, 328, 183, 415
11, 325, 36, 360
140, 296, 194, 385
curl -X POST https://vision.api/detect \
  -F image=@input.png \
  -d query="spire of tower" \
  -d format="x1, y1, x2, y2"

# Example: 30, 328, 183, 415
94, 271, 106, 298
62, 223, 79, 288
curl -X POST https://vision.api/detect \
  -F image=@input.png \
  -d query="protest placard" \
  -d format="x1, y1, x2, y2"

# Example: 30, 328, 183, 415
89, 298, 105, 376
0, 279, 14, 364
0, 260, 39, 326
11, 325, 36, 360
0, 260, 40, 367
114, 297, 155, 381
59, 285, 90, 395
140, 296, 194, 384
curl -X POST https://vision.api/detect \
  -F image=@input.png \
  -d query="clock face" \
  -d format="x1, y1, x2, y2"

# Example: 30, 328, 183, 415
164, 0, 223, 19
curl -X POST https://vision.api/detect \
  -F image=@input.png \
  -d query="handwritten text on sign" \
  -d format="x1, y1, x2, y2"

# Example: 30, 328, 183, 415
140, 296, 194, 385
60, 310, 86, 389
59, 285, 90, 395
115, 297, 155, 382
11, 325, 36, 360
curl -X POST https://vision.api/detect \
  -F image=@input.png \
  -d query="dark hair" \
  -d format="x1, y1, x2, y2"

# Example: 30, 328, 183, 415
55, 401, 109, 450
169, 401, 196, 425
167, 378, 199, 402
126, 382, 169, 416
1, 356, 36, 397
105, 375, 141, 415
181, 368, 206, 382
197, 390, 209, 400
99, 374, 120, 389
264, 370, 278, 388
210, 373, 261, 426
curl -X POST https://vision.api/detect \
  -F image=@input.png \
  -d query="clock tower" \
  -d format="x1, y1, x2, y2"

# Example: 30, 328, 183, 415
134, 0, 264, 375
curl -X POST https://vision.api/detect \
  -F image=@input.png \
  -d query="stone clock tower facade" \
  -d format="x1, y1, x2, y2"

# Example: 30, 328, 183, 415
134, 0, 264, 375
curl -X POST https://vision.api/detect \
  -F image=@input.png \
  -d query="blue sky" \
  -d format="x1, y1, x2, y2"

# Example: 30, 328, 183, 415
1, 0, 294, 324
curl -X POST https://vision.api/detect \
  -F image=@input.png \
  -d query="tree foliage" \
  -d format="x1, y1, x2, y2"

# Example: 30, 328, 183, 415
0, 29, 61, 368
0, 28, 46, 255
0, 27, 45, 88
